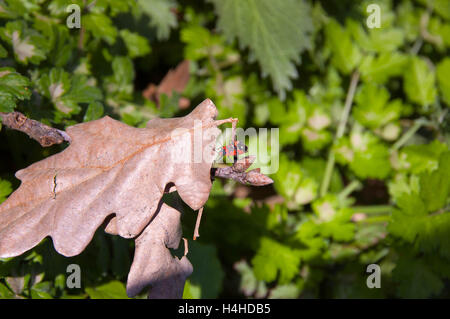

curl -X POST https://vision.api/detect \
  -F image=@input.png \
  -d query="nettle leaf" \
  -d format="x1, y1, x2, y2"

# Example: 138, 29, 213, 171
403, 56, 437, 107
209, 0, 313, 99
359, 52, 408, 84
353, 83, 401, 129
251, 237, 301, 284
0, 67, 31, 112
325, 19, 362, 74
0, 20, 48, 65
137, 0, 178, 40
0, 99, 223, 298
119, 30, 151, 59
436, 58, 450, 106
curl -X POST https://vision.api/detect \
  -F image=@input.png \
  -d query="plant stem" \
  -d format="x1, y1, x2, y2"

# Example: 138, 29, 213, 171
352, 205, 393, 215
391, 118, 427, 151
356, 215, 391, 224
320, 71, 360, 197
338, 180, 362, 200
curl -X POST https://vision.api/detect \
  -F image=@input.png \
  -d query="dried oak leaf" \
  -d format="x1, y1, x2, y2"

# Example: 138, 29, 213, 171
143, 60, 190, 109
127, 203, 192, 298
0, 99, 220, 269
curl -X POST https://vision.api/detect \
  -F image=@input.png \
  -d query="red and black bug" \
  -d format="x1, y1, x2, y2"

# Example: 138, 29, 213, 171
222, 140, 248, 157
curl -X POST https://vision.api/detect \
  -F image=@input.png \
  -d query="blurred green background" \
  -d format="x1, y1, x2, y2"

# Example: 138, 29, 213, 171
0, 0, 449, 299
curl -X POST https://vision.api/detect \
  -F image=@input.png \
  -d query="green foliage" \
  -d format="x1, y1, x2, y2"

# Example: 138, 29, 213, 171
0, 67, 31, 112
403, 56, 437, 108
85, 281, 129, 299
252, 237, 302, 284
208, 0, 313, 99
137, 0, 178, 40
325, 19, 362, 74
436, 58, 450, 106
0, 179, 12, 203
0, 0, 449, 299
183, 241, 224, 299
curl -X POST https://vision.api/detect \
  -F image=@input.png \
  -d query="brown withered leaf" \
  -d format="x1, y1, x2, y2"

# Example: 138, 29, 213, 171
127, 203, 192, 298
0, 99, 223, 298
143, 60, 190, 109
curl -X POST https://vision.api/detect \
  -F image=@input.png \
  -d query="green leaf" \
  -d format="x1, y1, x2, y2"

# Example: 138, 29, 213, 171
416, 0, 450, 20
0, 20, 48, 65
0, 282, 14, 298
419, 152, 450, 213
347, 19, 405, 53
429, 17, 450, 49
0, 67, 31, 112
0, 43, 7, 58
0, 179, 13, 204
268, 283, 301, 299
396, 140, 448, 174
30, 281, 53, 299
393, 255, 443, 298
251, 237, 301, 284
351, 143, 391, 179
36, 68, 102, 115
65, 74, 103, 104
137, 0, 178, 40
325, 19, 362, 74
86, 280, 129, 299
403, 56, 437, 107
353, 83, 401, 129
181, 25, 224, 61
182, 241, 224, 299
84, 101, 104, 122
345, 130, 392, 179
312, 196, 355, 241
234, 260, 265, 297
119, 30, 151, 58
389, 153, 450, 258
84, 13, 118, 45
359, 52, 408, 84
436, 58, 450, 106
209, 0, 313, 99
104, 56, 135, 100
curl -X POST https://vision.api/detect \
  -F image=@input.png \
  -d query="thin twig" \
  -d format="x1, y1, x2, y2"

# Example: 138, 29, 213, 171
0, 111, 71, 147
320, 72, 360, 197
193, 207, 203, 241
182, 238, 189, 256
